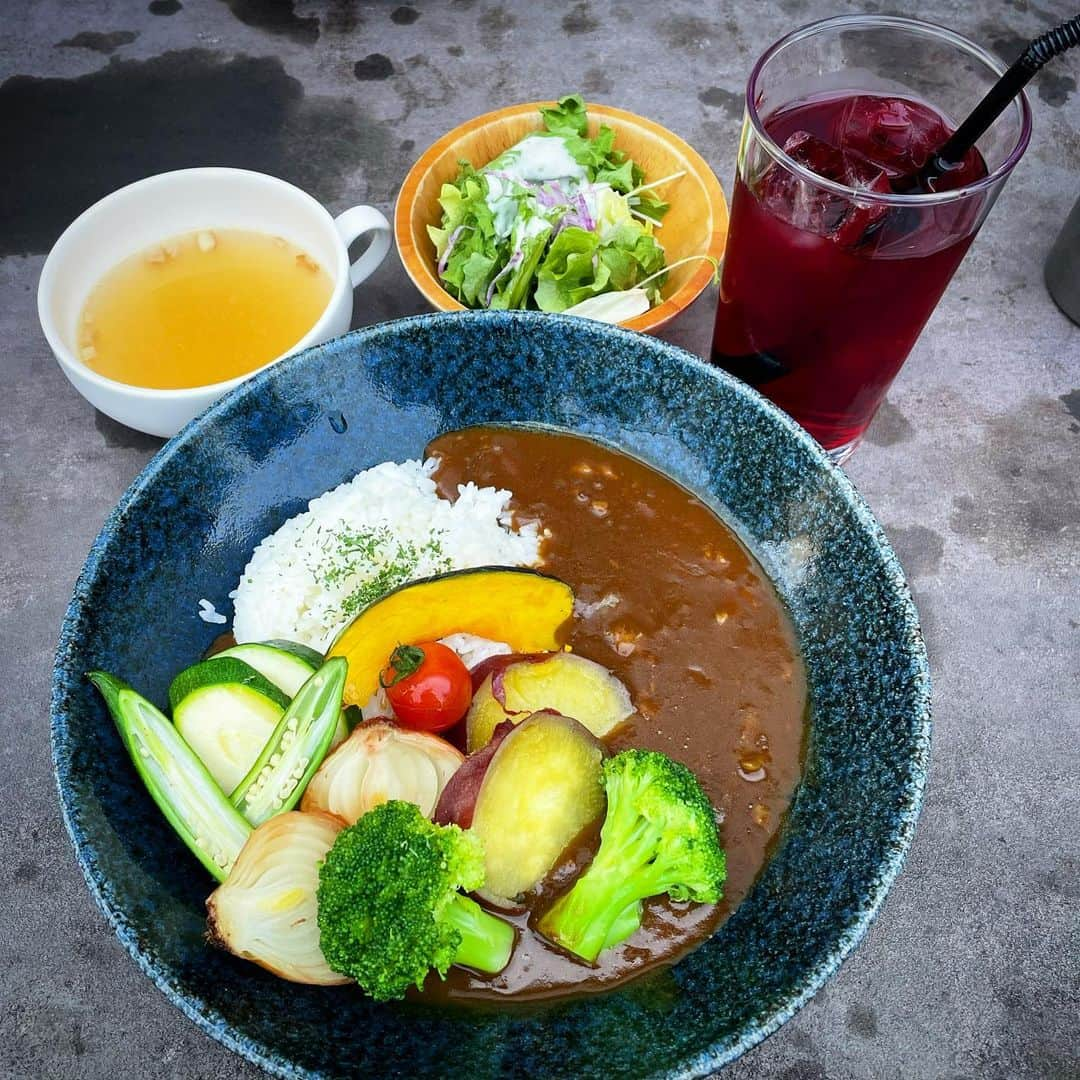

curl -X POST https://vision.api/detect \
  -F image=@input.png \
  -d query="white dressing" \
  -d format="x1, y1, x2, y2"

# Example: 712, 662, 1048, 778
495, 134, 587, 184
484, 136, 590, 240
484, 174, 521, 239
515, 214, 552, 243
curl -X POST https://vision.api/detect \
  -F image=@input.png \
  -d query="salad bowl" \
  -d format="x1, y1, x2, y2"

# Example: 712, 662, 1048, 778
395, 102, 728, 332
53, 311, 929, 1078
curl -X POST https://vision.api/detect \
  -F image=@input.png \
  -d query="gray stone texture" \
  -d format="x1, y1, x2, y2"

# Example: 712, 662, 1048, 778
1, 1, 1077, 1077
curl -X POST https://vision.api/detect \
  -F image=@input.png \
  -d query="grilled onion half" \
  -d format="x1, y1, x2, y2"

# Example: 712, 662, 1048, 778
300, 719, 463, 823
206, 810, 347, 985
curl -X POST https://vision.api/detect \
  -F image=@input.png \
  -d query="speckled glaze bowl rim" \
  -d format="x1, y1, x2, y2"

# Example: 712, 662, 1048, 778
51, 310, 931, 1078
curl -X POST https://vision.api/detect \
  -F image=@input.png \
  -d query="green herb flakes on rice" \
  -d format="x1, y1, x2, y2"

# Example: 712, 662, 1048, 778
229, 459, 540, 652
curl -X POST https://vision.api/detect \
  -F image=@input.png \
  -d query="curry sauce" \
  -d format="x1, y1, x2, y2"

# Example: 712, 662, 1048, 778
421, 426, 807, 1003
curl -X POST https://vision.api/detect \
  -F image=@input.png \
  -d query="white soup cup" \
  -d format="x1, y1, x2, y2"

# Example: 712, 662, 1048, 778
38, 167, 391, 437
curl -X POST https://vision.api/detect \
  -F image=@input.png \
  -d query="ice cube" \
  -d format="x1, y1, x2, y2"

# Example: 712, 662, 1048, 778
833, 95, 950, 176
834, 153, 891, 248
784, 130, 848, 181
757, 131, 891, 247
757, 132, 849, 235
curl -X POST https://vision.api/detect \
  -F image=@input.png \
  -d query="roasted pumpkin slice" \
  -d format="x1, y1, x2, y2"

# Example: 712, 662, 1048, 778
327, 567, 574, 707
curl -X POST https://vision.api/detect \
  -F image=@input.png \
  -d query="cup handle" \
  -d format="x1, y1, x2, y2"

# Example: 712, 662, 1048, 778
333, 205, 392, 288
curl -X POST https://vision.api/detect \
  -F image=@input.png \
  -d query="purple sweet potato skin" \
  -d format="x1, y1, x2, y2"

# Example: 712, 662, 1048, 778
469, 652, 552, 697
433, 719, 516, 828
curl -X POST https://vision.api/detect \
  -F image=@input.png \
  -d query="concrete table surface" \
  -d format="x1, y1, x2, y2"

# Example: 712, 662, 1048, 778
2, 2, 1077, 1077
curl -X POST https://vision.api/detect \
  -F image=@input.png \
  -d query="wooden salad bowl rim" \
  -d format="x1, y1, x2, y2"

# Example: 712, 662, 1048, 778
394, 100, 729, 334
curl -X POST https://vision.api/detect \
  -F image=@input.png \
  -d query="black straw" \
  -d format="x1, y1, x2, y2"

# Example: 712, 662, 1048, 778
896, 15, 1080, 193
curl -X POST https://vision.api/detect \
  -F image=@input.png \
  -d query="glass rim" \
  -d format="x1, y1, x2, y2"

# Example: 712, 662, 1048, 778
745, 14, 1033, 206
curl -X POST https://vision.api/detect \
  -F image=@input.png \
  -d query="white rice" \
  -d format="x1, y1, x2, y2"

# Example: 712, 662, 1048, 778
229, 458, 540, 652
197, 598, 228, 625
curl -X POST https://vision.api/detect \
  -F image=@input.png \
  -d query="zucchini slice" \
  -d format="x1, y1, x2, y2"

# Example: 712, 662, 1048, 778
174, 685, 284, 796
260, 639, 325, 669
168, 657, 290, 712
216, 642, 349, 749
88, 672, 251, 881
215, 643, 319, 697
231, 658, 347, 827
169, 657, 291, 794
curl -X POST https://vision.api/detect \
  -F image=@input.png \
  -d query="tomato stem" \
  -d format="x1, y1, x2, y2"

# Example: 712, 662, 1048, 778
380, 644, 426, 688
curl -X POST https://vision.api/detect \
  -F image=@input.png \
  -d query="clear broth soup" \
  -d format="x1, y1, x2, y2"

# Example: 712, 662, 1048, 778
77, 228, 333, 390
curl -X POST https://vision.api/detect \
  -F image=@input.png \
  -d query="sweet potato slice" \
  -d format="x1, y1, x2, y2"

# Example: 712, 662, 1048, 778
464, 674, 514, 755
469, 711, 605, 902
465, 652, 634, 752
433, 719, 515, 830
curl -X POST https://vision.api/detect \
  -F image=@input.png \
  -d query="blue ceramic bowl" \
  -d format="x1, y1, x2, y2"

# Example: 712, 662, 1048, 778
52, 311, 930, 1078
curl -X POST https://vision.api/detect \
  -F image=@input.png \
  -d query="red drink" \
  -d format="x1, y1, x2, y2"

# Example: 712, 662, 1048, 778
712, 92, 988, 453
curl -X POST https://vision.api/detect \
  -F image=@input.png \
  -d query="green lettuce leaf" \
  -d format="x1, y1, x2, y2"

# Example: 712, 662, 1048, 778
540, 95, 637, 186
540, 94, 588, 138
625, 230, 667, 300
632, 192, 670, 223
489, 220, 553, 310
561, 125, 623, 176
608, 224, 667, 298
535, 228, 602, 312
595, 159, 637, 194
434, 95, 671, 312
429, 162, 511, 304
597, 244, 638, 292
458, 251, 499, 306
535, 221, 668, 312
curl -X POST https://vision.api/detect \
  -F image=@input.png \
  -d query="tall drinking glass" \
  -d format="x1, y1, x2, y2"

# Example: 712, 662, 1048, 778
711, 16, 1032, 462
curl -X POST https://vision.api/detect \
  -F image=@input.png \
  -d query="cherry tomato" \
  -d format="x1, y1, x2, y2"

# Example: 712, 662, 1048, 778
379, 641, 472, 732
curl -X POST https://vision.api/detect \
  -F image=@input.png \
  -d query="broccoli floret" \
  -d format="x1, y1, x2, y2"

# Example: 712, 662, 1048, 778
537, 749, 726, 963
317, 800, 515, 1000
